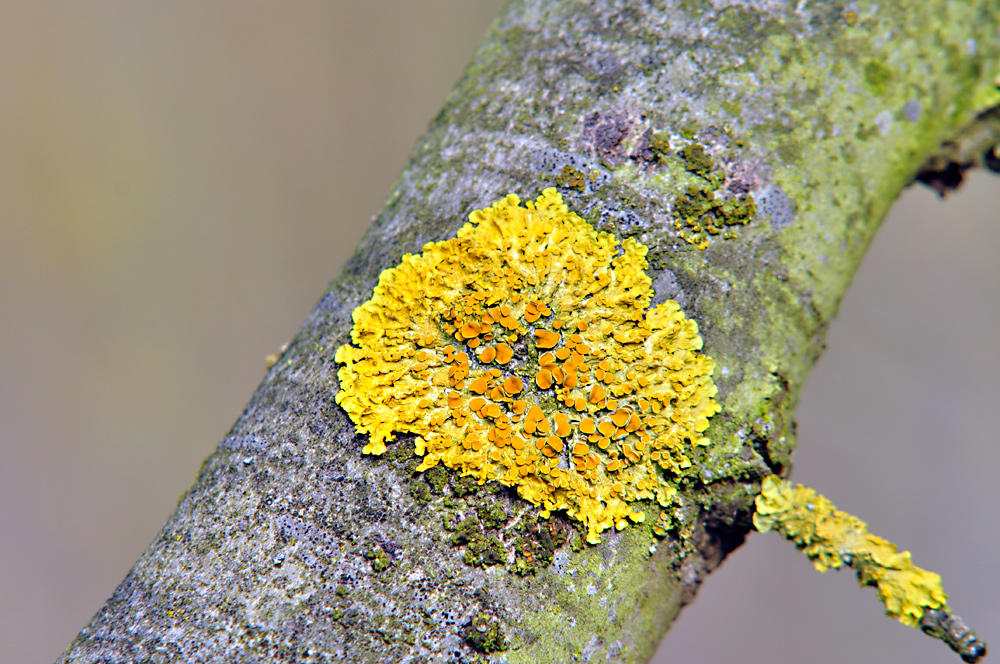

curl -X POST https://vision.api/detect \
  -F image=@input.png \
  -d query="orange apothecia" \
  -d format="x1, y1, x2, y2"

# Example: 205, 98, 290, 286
335, 188, 721, 543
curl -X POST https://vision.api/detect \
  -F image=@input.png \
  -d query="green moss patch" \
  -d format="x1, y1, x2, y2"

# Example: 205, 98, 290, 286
461, 614, 508, 653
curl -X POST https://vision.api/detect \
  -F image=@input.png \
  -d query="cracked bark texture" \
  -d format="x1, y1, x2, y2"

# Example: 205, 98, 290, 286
59, 1, 1000, 663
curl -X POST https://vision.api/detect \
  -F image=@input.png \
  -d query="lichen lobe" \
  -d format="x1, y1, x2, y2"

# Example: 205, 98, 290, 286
336, 189, 721, 543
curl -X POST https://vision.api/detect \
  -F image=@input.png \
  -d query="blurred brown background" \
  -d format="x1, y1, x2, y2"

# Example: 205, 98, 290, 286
0, 3, 996, 663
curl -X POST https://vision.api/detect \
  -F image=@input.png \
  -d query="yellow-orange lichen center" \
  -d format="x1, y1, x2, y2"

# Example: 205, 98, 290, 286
335, 188, 721, 543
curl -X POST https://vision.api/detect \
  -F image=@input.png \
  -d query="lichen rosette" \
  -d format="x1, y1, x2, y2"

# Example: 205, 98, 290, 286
336, 188, 721, 543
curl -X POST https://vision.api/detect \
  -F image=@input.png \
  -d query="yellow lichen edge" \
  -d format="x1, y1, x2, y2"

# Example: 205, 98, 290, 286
753, 475, 947, 627
335, 188, 721, 543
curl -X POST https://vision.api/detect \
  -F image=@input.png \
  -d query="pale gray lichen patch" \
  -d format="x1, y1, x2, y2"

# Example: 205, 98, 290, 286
650, 268, 686, 308
755, 184, 794, 230
875, 109, 893, 136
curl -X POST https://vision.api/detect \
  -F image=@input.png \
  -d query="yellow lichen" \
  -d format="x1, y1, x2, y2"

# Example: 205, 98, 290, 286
753, 475, 948, 627
335, 188, 721, 543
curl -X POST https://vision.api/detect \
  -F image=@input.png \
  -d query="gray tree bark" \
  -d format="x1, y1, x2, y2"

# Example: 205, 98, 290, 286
59, 1, 1000, 662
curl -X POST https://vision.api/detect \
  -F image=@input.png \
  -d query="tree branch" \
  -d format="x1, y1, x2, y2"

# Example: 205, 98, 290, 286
59, 1, 1000, 662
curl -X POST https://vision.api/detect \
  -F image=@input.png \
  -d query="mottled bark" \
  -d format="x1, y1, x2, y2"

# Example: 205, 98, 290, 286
59, 1, 1000, 662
